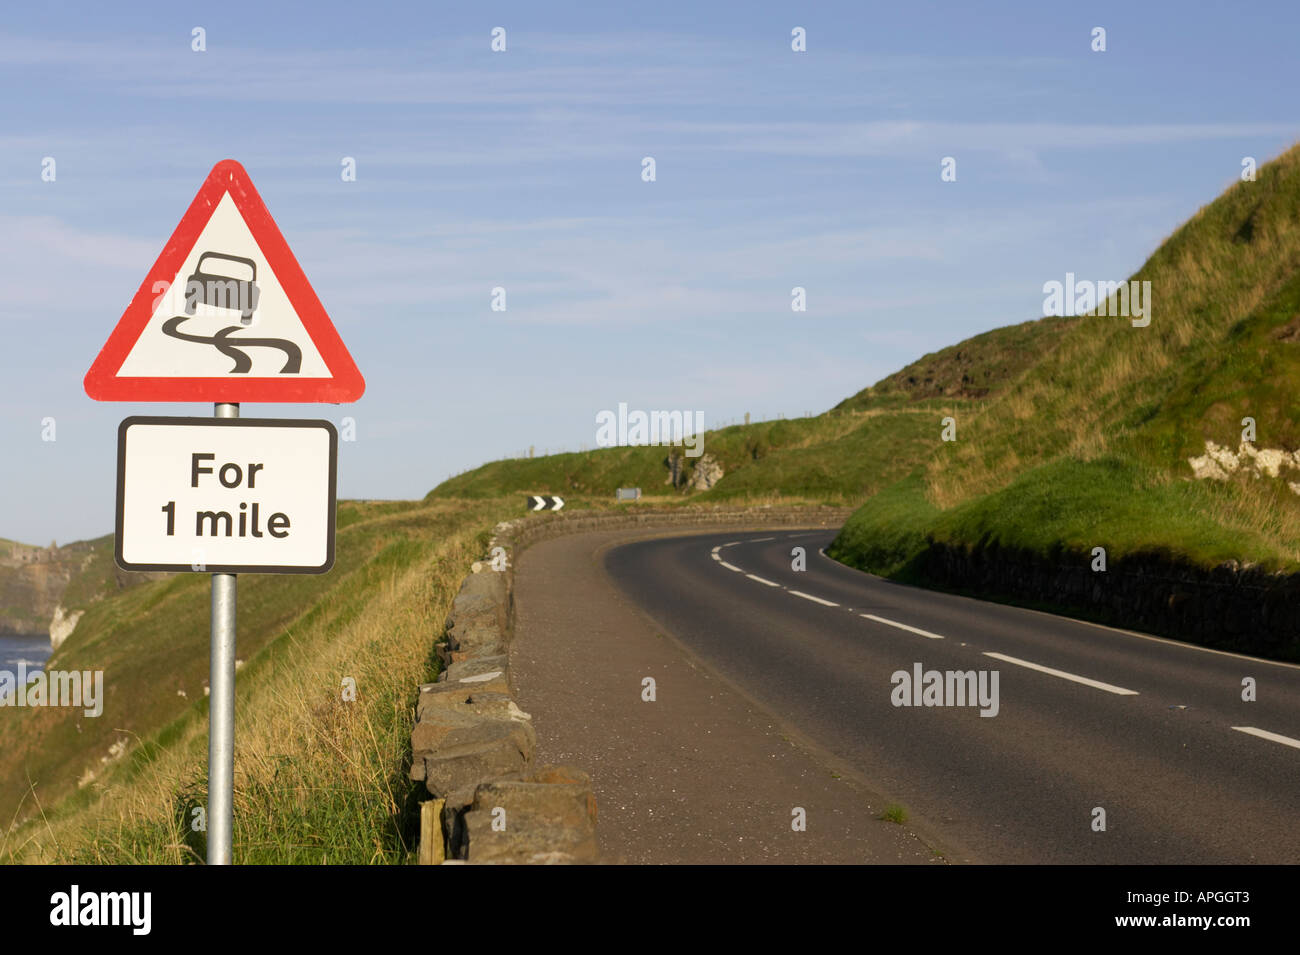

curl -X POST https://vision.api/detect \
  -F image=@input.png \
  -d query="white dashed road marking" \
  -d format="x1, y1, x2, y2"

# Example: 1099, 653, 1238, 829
1232, 726, 1300, 750
709, 538, 1300, 753
983, 651, 1139, 696
861, 613, 944, 640
789, 590, 839, 607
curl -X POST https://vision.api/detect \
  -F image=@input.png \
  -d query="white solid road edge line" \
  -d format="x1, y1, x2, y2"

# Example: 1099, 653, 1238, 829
745, 573, 781, 587
789, 590, 839, 607
719, 561, 744, 573
1231, 726, 1300, 750
861, 613, 944, 640
983, 651, 1139, 696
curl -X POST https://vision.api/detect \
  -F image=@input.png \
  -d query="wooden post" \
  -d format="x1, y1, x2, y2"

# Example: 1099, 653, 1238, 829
419, 799, 446, 865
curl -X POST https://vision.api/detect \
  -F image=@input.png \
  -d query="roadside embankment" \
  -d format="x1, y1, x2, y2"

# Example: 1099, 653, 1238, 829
911, 540, 1300, 663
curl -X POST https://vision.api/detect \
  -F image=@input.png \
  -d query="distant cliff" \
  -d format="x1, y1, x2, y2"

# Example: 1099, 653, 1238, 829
0, 536, 166, 646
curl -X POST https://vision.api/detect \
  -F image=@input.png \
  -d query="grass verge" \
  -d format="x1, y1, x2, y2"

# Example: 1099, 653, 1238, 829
1, 497, 513, 864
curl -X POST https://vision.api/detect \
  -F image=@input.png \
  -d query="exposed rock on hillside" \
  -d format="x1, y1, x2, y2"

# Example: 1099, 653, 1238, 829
689, 453, 724, 491
0, 542, 82, 637
49, 605, 84, 652
1188, 440, 1300, 493
664, 450, 725, 491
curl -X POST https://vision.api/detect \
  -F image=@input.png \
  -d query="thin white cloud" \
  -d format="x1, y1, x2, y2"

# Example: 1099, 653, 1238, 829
0, 215, 156, 316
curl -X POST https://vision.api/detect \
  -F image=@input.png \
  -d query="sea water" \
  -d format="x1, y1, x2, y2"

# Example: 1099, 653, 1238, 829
0, 634, 51, 702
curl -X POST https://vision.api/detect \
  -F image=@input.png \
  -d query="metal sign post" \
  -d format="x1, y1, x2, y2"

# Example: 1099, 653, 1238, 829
114, 409, 337, 864
209, 401, 238, 865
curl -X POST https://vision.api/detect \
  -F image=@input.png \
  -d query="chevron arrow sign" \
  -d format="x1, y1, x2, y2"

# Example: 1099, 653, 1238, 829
526, 495, 565, 512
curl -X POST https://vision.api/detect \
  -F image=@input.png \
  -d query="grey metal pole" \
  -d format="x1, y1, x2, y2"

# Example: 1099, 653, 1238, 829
209, 401, 239, 864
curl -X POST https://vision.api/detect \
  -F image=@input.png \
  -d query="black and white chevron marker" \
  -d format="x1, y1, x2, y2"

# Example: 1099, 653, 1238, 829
527, 495, 565, 511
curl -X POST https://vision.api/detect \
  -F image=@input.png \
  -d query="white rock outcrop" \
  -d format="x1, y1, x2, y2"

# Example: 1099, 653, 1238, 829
689, 453, 725, 491
1188, 440, 1300, 492
49, 605, 84, 652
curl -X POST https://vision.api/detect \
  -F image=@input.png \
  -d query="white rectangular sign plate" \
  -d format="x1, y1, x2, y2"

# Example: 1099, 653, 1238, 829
115, 416, 337, 574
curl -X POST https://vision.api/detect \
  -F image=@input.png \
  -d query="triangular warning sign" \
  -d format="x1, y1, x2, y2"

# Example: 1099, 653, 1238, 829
84, 159, 364, 403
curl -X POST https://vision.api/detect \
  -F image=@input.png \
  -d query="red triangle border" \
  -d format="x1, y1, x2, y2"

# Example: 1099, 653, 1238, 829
84, 159, 365, 403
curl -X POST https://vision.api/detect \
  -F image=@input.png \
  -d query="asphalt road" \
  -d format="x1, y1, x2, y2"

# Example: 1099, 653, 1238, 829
509, 526, 946, 864
601, 529, 1300, 863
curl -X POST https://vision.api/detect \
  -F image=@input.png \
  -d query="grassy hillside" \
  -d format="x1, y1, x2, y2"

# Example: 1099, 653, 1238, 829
833, 142, 1300, 577
430, 143, 1300, 585
428, 297, 1090, 509
1, 497, 514, 864
834, 316, 1080, 410
430, 408, 961, 508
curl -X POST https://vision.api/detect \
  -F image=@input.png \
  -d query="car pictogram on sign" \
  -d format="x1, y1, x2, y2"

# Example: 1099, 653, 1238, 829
184, 250, 261, 324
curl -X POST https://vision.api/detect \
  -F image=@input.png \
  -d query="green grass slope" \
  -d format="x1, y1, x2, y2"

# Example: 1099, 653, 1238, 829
833, 142, 1300, 578
426, 356, 1071, 509
429, 405, 985, 508
834, 315, 1080, 410
1, 497, 515, 864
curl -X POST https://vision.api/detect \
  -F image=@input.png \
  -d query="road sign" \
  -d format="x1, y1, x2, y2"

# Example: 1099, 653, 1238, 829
527, 495, 565, 511
115, 416, 337, 574
84, 159, 364, 403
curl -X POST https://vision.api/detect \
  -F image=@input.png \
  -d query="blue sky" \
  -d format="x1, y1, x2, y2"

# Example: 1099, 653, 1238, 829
2, 0, 1297, 544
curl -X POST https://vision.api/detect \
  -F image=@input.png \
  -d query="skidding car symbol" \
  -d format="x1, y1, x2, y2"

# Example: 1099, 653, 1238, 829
183, 251, 261, 324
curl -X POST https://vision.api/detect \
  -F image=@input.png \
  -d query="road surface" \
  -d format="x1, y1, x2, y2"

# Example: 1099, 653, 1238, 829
511, 527, 1300, 863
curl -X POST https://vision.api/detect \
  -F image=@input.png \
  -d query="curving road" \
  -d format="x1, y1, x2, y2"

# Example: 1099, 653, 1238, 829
511, 526, 1300, 864
606, 529, 1300, 863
